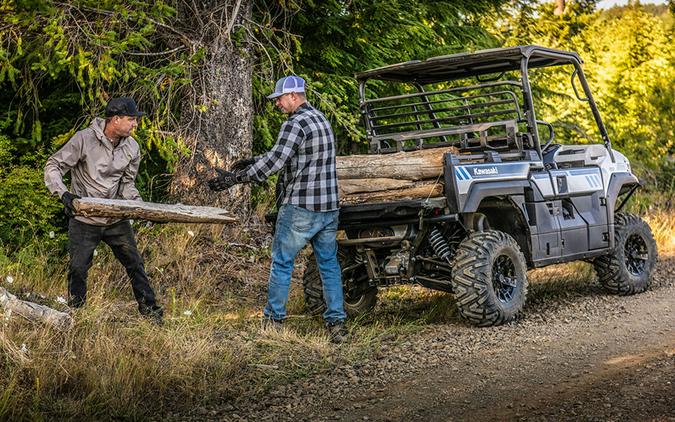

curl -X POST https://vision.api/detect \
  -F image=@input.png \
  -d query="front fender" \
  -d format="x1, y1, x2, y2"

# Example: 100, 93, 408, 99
607, 172, 639, 210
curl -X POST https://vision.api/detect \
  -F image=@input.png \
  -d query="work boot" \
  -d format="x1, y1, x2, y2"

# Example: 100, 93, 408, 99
139, 304, 164, 325
326, 320, 349, 344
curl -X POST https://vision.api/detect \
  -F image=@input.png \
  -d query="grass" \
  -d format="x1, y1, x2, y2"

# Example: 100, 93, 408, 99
0, 207, 673, 420
644, 211, 675, 256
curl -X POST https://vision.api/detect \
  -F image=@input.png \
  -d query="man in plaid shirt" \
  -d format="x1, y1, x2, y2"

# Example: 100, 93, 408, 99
207, 76, 348, 343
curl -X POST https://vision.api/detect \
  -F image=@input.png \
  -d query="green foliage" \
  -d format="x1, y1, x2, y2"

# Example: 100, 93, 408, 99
584, 5, 675, 169
0, 0, 196, 248
496, 1, 674, 181
0, 133, 15, 165
0, 0, 192, 184
251, 0, 508, 152
0, 166, 63, 249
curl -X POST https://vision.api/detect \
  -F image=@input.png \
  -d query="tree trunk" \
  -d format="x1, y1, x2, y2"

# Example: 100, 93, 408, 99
336, 146, 458, 181
170, 1, 253, 210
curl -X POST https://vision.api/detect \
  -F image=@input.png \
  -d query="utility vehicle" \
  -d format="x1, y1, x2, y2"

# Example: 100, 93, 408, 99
302, 45, 657, 326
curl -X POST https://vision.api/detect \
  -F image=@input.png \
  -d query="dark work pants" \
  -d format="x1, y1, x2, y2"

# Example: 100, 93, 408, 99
68, 218, 157, 310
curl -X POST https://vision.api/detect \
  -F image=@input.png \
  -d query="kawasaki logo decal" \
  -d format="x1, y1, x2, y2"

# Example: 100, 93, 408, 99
473, 167, 498, 176
454, 166, 499, 181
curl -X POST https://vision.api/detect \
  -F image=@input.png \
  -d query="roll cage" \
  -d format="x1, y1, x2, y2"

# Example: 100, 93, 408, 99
356, 45, 614, 162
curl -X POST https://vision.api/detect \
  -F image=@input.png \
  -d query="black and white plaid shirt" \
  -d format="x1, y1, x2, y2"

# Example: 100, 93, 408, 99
240, 103, 339, 211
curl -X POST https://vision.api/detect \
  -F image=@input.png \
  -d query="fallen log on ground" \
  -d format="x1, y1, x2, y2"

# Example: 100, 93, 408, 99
73, 198, 237, 224
0, 287, 74, 332
336, 146, 458, 181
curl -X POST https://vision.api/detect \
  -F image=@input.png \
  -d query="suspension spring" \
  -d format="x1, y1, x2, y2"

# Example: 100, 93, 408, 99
428, 227, 452, 262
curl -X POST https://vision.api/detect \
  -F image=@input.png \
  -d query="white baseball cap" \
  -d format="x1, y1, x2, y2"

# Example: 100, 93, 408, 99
267, 75, 305, 99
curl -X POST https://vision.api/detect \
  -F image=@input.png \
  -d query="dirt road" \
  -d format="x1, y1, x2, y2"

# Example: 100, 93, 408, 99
198, 257, 675, 421
325, 281, 675, 422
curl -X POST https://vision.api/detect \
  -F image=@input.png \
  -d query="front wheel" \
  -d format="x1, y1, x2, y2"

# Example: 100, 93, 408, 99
303, 248, 377, 317
594, 213, 657, 295
451, 230, 528, 326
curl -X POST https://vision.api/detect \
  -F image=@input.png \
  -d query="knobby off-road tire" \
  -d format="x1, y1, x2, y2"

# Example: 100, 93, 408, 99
451, 230, 528, 327
594, 213, 657, 295
303, 250, 378, 317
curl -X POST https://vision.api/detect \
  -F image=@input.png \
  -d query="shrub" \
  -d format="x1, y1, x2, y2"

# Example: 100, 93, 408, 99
0, 166, 63, 250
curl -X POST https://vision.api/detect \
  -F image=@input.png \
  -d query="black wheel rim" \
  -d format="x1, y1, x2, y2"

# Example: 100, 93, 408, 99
492, 254, 517, 303
624, 233, 649, 276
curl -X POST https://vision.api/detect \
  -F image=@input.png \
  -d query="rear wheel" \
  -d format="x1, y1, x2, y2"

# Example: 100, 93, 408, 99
451, 230, 528, 326
303, 248, 377, 317
594, 213, 657, 295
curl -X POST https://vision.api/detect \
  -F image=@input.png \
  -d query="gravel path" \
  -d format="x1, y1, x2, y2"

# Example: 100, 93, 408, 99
183, 256, 675, 421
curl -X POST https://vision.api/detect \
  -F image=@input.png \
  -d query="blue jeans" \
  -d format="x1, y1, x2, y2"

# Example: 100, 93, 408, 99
264, 204, 346, 323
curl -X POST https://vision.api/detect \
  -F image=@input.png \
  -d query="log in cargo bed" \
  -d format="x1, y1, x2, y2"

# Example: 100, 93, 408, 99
338, 198, 448, 227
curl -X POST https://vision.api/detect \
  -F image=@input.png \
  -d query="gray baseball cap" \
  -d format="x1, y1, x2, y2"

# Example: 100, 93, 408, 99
267, 76, 305, 99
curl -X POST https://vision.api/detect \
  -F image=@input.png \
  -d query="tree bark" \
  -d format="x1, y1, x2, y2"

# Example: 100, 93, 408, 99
73, 198, 237, 224
170, 1, 253, 210
336, 146, 458, 181
0, 287, 74, 332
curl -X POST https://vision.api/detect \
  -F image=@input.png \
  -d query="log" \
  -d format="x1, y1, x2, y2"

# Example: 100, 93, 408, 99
336, 146, 458, 181
0, 287, 74, 332
73, 198, 238, 224
340, 181, 444, 205
338, 178, 415, 196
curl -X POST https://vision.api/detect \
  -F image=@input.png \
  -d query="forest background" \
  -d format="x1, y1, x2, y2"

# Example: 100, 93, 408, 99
0, 0, 673, 419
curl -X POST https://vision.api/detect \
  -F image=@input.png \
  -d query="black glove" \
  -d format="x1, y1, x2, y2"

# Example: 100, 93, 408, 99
274, 177, 285, 211
207, 168, 241, 191
230, 158, 255, 172
61, 191, 80, 218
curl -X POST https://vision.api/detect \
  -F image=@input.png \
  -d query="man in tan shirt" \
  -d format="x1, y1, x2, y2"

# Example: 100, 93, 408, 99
44, 97, 162, 321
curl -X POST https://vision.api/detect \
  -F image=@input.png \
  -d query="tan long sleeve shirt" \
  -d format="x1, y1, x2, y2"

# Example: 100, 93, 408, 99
44, 117, 142, 226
